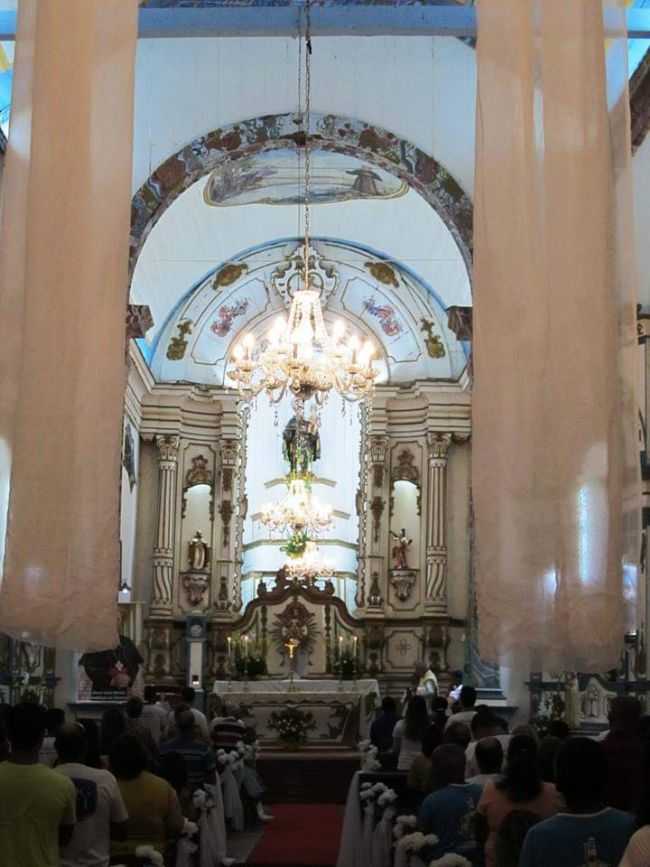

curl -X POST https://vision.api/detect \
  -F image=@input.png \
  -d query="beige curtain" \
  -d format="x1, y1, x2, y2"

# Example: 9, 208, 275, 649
0, 0, 138, 650
473, 0, 640, 671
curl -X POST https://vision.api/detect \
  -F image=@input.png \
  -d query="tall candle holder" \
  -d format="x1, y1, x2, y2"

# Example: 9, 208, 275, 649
286, 638, 299, 692
242, 634, 250, 691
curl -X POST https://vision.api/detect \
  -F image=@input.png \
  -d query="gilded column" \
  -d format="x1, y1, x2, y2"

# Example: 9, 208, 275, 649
425, 432, 453, 613
151, 435, 180, 617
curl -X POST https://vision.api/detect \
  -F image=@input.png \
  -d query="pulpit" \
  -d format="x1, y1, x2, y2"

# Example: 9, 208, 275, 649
213, 678, 380, 746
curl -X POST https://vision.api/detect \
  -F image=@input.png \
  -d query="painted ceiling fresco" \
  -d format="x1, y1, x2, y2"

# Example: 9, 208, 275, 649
147, 238, 468, 387
203, 148, 408, 208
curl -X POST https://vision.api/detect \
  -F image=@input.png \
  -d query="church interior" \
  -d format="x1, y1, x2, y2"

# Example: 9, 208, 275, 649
2, 2, 650, 866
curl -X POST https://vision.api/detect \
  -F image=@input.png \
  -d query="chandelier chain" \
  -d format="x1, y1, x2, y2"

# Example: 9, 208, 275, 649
304, 0, 312, 291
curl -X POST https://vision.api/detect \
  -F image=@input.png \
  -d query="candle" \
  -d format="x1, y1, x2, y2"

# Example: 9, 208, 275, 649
227, 636, 232, 660
353, 636, 358, 655
243, 635, 249, 657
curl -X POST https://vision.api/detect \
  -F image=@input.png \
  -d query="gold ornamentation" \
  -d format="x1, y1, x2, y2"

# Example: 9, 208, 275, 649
392, 448, 419, 485
166, 320, 192, 360
270, 599, 318, 658
370, 496, 385, 544
365, 260, 399, 288
185, 454, 213, 488
213, 262, 249, 290
420, 318, 446, 359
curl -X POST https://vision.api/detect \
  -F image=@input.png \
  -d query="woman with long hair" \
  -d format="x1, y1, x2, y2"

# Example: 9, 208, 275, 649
476, 733, 561, 867
392, 695, 430, 771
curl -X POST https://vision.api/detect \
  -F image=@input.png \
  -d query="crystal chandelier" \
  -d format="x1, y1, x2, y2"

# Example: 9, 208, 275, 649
284, 540, 335, 583
260, 474, 333, 538
227, 3, 378, 408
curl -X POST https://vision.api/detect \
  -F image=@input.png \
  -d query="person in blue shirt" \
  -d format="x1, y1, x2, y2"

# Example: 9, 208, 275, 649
519, 737, 634, 867
418, 743, 484, 865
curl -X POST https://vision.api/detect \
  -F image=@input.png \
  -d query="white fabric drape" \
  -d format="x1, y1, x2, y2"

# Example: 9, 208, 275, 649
0, 0, 138, 649
473, 0, 639, 670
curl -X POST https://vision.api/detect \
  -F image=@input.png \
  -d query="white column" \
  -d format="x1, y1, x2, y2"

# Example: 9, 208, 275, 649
151, 435, 180, 617
426, 433, 452, 613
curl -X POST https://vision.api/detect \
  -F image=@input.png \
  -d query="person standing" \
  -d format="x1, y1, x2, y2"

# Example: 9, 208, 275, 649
168, 687, 209, 741
141, 686, 168, 746
445, 686, 478, 730
370, 696, 400, 753
54, 722, 128, 867
0, 702, 76, 867
160, 707, 216, 792
519, 738, 634, 867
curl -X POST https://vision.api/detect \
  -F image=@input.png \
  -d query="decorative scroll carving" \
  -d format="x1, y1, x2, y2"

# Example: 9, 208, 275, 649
216, 575, 230, 612
365, 260, 398, 288
370, 436, 388, 489
446, 306, 473, 342
368, 572, 384, 608
166, 320, 192, 361
212, 262, 248, 290
185, 454, 213, 488
269, 599, 319, 658
181, 572, 210, 609
390, 570, 417, 603
370, 496, 384, 544
221, 439, 238, 493
272, 244, 338, 308
126, 304, 154, 341
392, 448, 419, 484
219, 500, 233, 546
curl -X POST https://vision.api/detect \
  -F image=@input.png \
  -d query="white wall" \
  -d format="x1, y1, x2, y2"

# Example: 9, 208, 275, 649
633, 133, 650, 307
133, 35, 477, 196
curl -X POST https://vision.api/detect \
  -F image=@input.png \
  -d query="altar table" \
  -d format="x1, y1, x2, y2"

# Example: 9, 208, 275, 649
212, 678, 380, 745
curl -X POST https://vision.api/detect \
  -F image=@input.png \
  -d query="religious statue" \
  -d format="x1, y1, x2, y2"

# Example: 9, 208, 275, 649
390, 528, 412, 571
283, 410, 321, 475
188, 530, 210, 572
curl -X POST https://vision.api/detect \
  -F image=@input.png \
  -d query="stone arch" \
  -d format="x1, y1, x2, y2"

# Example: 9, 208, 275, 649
129, 112, 474, 280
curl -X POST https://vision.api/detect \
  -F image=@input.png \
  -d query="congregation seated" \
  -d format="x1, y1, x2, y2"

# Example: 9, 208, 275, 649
370, 696, 400, 753
54, 721, 129, 867
160, 705, 216, 792
109, 734, 185, 864
476, 733, 561, 867
417, 743, 484, 865
467, 736, 504, 788
392, 695, 430, 771
0, 702, 77, 866
519, 737, 634, 867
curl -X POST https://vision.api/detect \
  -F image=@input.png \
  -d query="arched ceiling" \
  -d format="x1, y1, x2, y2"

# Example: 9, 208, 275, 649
146, 237, 468, 386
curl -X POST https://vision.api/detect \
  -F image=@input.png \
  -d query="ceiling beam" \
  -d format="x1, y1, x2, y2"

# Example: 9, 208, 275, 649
0, 7, 649, 41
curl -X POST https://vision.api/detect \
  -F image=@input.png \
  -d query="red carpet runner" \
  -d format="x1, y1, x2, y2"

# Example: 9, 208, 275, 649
247, 803, 344, 867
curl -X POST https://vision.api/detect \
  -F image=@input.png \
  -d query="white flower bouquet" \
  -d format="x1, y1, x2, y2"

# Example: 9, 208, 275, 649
134, 845, 164, 866
428, 856, 472, 867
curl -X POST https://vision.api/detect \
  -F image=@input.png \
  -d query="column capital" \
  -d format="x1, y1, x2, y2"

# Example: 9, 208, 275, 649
426, 431, 453, 462
155, 434, 180, 462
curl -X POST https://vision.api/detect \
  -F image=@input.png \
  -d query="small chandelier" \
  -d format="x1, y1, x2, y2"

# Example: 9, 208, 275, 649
227, 2, 378, 409
260, 475, 333, 538
284, 540, 335, 583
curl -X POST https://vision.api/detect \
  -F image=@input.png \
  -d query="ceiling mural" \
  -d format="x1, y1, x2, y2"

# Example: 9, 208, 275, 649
147, 238, 467, 386
203, 149, 408, 208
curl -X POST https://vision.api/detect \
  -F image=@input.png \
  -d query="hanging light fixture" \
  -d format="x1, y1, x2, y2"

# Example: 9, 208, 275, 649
260, 474, 333, 538
227, 1, 378, 409
284, 540, 335, 584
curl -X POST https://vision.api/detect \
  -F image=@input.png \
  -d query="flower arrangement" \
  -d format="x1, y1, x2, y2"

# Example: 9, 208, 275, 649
134, 845, 164, 866
267, 705, 316, 747
428, 856, 472, 867
358, 739, 381, 771
395, 831, 439, 855
216, 749, 244, 773
393, 815, 418, 840
282, 529, 309, 559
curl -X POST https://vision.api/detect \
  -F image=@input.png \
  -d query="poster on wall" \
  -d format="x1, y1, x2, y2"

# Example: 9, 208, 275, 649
78, 635, 144, 702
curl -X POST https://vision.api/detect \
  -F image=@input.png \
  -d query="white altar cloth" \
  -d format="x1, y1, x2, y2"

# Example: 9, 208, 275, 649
212, 678, 380, 743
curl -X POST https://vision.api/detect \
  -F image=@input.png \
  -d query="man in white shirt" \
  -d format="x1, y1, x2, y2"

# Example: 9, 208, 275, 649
445, 685, 478, 730
55, 723, 128, 867
140, 685, 168, 746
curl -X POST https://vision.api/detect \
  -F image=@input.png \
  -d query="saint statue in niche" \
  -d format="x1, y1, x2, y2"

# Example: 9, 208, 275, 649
390, 528, 413, 571
188, 530, 210, 572
282, 410, 321, 474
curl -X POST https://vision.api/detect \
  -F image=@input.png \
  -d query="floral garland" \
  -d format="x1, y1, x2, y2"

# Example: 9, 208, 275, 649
393, 814, 418, 839
358, 739, 382, 771
133, 845, 164, 866
428, 856, 472, 867
359, 781, 398, 807
267, 705, 316, 745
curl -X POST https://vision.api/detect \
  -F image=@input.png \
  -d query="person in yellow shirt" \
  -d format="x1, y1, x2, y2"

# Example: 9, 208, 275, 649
0, 702, 76, 867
